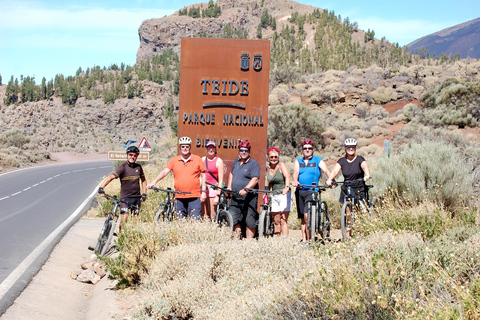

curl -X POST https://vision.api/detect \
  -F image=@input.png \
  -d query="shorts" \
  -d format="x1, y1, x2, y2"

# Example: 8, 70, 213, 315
271, 191, 291, 212
229, 196, 258, 229
120, 197, 141, 215
295, 189, 313, 219
206, 186, 218, 198
175, 197, 202, 220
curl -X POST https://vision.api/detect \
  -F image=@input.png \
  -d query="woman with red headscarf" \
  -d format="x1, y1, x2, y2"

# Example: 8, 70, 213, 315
266, 147, 291, 237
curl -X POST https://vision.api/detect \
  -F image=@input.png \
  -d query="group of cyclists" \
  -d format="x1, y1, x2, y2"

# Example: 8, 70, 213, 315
98, 135, 370, 241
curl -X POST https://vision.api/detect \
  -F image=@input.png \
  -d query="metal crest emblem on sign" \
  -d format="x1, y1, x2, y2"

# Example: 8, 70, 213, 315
240, 52, 250, 71
253, 54, 262, 71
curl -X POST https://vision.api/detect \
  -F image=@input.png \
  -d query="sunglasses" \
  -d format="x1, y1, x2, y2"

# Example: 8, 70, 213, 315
180, 145, 191, 149
239, 148, 250, 153
127, 153, 138, 157
303, 147, 313, 150
206, 146, 215, 150
269, 156, 278, 159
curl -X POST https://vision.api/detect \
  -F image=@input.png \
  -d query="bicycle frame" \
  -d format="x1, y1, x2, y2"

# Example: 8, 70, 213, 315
296, 183, 330, 242
206, 182, 235, 228
244, 187, 282, 238
95, 194, 138, 255
151, 187, 191, 222
335, 179, 374, 240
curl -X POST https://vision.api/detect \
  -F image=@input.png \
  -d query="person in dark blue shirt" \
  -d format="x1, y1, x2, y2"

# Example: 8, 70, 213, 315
227, 139, 260, 239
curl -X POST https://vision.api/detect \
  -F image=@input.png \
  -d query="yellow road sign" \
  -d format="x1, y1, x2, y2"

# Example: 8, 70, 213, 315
107, 151, 149, 161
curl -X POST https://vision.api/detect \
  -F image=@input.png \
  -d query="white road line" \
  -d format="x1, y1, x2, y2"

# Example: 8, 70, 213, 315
0, 185, 100, 300
0, 165, 111, 202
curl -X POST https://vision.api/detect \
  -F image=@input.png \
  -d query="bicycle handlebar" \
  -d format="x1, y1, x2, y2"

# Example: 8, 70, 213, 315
244, 187, 283, 195
206, 182, 239, 195
294, 183, 329, 191
333, 178, 373, 188
149, 186, 192, 195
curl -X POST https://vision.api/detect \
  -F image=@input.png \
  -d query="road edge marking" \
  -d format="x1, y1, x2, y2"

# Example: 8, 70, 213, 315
0, 185, 100, 300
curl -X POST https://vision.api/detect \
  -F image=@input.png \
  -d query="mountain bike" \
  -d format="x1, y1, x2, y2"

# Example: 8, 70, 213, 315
150, 187, 191, 222
244, 188, 283, 238
94, 194, 138, 256
297, 183, 331, 243
206, 182, 234, 229
335, 179, 374, 241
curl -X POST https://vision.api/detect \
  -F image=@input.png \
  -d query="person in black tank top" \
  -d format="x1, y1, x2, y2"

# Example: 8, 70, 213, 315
326, 138, 371, 203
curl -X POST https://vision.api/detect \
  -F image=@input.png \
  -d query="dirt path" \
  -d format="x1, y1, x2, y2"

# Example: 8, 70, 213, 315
0, 218, 131, 320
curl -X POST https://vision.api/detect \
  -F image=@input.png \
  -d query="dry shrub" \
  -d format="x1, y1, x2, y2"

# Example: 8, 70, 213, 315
134, 235, 315, 319
261, 218, 480, 320
375, 140, 473, 210
370, 87, 398, 104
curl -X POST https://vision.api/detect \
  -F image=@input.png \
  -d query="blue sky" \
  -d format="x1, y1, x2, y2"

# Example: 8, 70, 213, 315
1, 0, 478, 83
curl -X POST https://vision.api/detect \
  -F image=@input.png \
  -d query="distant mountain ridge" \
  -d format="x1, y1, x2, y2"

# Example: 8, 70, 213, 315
407, 17, 480, 59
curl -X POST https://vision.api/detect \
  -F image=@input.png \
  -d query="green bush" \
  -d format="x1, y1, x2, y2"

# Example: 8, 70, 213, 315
0, 129, 30, 148
268, 104, 326, 158
270, 65, 302, 86
419, 79, 480, 127
375, 140, 472, 209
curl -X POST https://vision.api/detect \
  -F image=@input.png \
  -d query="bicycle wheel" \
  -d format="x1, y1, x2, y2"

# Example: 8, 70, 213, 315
319, 201, 330, 240
341, 201, 353, 241
95, 217, 114, 255
309, 203, 316, 241
265, 211, 273, 237
258, 210, 267, 238
217, 209, 233, 229
165, 205, 173, 222
154, 204, 164, 222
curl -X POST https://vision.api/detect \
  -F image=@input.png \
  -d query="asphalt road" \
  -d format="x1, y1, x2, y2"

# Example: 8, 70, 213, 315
0, 160, 112, 314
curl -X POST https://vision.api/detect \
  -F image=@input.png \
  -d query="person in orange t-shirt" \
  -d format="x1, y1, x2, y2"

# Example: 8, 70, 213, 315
147, 137, 206, 219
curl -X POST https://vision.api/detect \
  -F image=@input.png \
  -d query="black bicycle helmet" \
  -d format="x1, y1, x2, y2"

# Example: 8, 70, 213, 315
126, 145, 140, 154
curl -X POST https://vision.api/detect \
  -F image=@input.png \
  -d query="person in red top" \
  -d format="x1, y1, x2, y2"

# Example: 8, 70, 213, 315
98, 145, 147, 232
147, 137, 206, 219
201, 140, 224, 221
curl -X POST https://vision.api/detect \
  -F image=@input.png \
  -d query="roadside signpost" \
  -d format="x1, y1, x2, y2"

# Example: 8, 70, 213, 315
107, 151, 149, 161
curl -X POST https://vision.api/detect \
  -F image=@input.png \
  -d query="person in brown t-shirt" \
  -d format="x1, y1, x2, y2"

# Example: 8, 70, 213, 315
98, 146, 147, 232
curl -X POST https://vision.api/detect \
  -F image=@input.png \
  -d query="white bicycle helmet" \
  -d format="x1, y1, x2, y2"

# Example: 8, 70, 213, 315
344, 138, 357, 147
178, 136, 192, 145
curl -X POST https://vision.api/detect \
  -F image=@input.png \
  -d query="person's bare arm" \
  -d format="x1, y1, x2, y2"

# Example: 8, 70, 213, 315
279, 162, 291, 194
99, 174, 116, 189
217, 158, 224, 187
361, 161, 371, 181
292, 160, 300, 187
146, 167, 171, 189
326, 163, 341, 186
